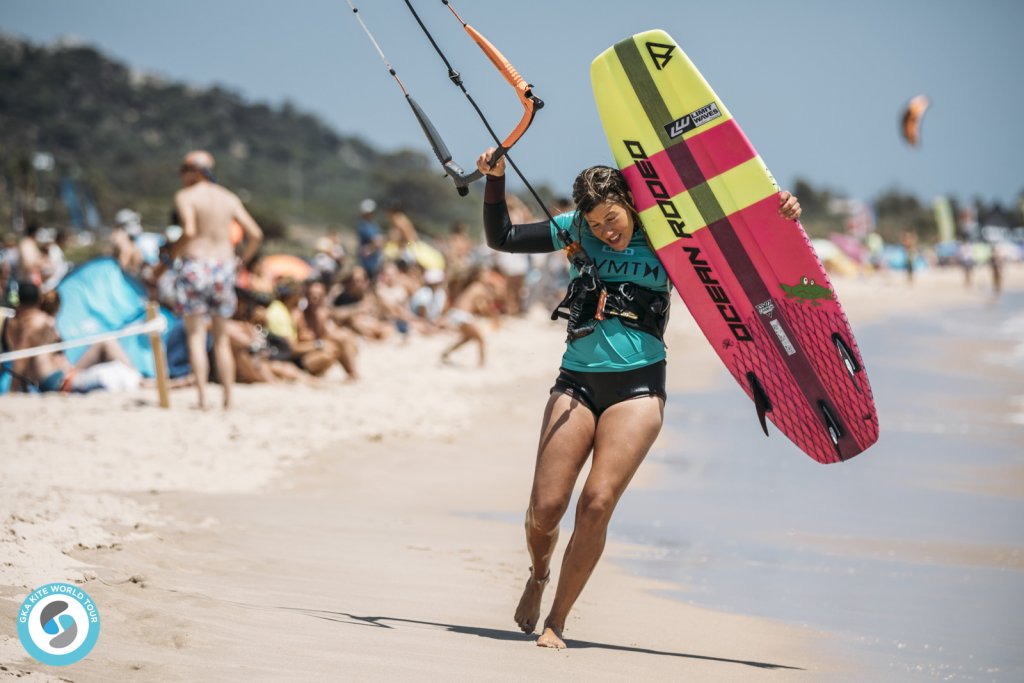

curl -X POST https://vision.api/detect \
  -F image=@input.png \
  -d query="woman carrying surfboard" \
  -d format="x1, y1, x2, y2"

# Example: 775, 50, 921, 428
477, 148, 801, 649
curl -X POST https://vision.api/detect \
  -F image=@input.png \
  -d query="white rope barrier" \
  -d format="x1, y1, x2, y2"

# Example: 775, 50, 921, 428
0, 317, 167, 363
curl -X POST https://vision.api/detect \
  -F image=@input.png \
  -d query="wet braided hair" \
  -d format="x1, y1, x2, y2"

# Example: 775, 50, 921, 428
570, 166, 640, 239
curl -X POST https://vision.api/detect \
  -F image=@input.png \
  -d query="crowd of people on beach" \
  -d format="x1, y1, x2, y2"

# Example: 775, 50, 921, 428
1, 148, 1017, 404
0, 154, 573, 402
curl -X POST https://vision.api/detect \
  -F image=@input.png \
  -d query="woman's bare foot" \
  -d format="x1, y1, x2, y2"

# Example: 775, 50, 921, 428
513, 569, 549, 633
536, 620, 566, 649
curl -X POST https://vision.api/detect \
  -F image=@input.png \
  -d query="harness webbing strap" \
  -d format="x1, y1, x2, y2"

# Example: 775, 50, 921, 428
552, 279, 669, 342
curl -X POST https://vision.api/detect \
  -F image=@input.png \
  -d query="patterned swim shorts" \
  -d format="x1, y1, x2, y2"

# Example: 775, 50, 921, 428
173, 257, 237, 318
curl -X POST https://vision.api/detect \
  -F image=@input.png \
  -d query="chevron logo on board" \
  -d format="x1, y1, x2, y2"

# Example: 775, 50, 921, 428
645, 42, 675, 70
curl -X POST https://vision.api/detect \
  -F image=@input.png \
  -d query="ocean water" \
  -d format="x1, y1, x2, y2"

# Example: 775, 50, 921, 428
613, 291, 1024, 680
996, 307, 1024, 427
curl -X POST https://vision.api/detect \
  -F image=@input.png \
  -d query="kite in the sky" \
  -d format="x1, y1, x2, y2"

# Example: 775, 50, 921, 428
901, 95, 930, 147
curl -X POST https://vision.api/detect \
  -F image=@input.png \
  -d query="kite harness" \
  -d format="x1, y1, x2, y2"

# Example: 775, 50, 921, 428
553, 274, 670, 342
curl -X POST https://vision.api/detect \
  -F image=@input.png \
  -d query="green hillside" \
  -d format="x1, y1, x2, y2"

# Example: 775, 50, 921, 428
0, 34, 483, 241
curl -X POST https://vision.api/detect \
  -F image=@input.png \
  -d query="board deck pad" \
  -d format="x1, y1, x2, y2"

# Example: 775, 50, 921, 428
591, 30, 878, 463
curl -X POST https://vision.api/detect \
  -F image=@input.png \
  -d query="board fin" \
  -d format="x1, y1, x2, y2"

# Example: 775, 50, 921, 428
746, 372, 772, 437
818, 401, 845, 461
832, 333, 862, 392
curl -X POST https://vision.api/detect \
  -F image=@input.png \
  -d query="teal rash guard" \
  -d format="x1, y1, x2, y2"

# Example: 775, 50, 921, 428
483, 175, 670, 373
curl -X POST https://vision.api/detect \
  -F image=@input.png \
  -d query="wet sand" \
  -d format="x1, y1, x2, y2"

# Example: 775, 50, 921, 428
617, 271, 1024, 680
1, 264, 1020, 680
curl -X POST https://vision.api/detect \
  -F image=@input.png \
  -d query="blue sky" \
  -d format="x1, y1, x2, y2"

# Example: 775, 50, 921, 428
3, 0, 1022, 207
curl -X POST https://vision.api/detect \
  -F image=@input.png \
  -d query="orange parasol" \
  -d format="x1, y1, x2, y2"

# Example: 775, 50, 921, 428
261, 254, 313, 282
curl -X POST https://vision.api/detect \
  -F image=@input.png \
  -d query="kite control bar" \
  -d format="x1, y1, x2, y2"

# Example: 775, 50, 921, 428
347, 0, 543, 196
425, 1, 544, 171
346, 0, 476, 193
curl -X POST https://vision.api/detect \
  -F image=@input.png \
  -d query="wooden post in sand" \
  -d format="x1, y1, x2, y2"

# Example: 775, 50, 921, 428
146, 302, 171, 409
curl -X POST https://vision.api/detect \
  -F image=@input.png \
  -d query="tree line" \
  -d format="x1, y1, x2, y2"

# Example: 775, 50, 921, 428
0, 34, 482, 242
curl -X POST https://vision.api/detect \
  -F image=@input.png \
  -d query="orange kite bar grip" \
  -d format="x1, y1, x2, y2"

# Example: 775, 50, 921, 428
464, 24, 527, 91
463, 24, 543, 150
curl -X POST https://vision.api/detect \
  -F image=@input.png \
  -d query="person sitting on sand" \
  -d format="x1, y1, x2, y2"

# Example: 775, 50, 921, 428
223, 317, 298, 385
301, 279, 359, 381
329, 266, 392, 341
237, 252, 276, 298
5, 280, 142, 393
224, 289, 306, 384
395, 259, 425, 298
373, 261, 414, 338
409, 268, 448, 334
264, 279, 349, 379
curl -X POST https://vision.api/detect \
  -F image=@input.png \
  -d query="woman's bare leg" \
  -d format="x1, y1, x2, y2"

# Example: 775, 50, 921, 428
515, 391, 596, 633
538, 395, 664, 649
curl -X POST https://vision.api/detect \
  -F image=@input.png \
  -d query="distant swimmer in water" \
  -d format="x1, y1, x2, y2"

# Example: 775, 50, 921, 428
477, 147, 801, 649
173, 150, 263, 409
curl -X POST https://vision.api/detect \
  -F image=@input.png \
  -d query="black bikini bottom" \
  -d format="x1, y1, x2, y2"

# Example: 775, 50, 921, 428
551, 361, 666, 417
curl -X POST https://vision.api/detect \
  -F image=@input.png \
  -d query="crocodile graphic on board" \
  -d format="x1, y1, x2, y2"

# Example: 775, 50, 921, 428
780, 277, 833, 306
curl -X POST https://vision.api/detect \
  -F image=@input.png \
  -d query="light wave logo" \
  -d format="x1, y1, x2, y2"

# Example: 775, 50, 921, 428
17, 583, 100, 666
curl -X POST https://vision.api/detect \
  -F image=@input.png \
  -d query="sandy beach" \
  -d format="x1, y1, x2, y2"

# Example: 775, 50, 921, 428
2, 264, 1021, 681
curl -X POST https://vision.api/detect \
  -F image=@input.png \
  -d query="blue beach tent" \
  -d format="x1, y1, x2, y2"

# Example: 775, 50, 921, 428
0, 258, 190, 394
55, 257, 189, 378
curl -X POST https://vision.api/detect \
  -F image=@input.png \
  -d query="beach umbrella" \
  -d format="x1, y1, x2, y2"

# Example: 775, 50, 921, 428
262, 254, 313, 282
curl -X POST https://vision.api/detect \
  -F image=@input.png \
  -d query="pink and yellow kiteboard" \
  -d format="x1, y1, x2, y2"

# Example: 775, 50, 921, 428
591, 30, 878, 463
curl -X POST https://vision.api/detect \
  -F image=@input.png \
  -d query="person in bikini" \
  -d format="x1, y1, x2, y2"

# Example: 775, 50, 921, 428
476, 148, 802, 649
172, 150, 263, 409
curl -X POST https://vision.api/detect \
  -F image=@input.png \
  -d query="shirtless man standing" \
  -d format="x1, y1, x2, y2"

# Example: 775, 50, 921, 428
173, 150, 262, 409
